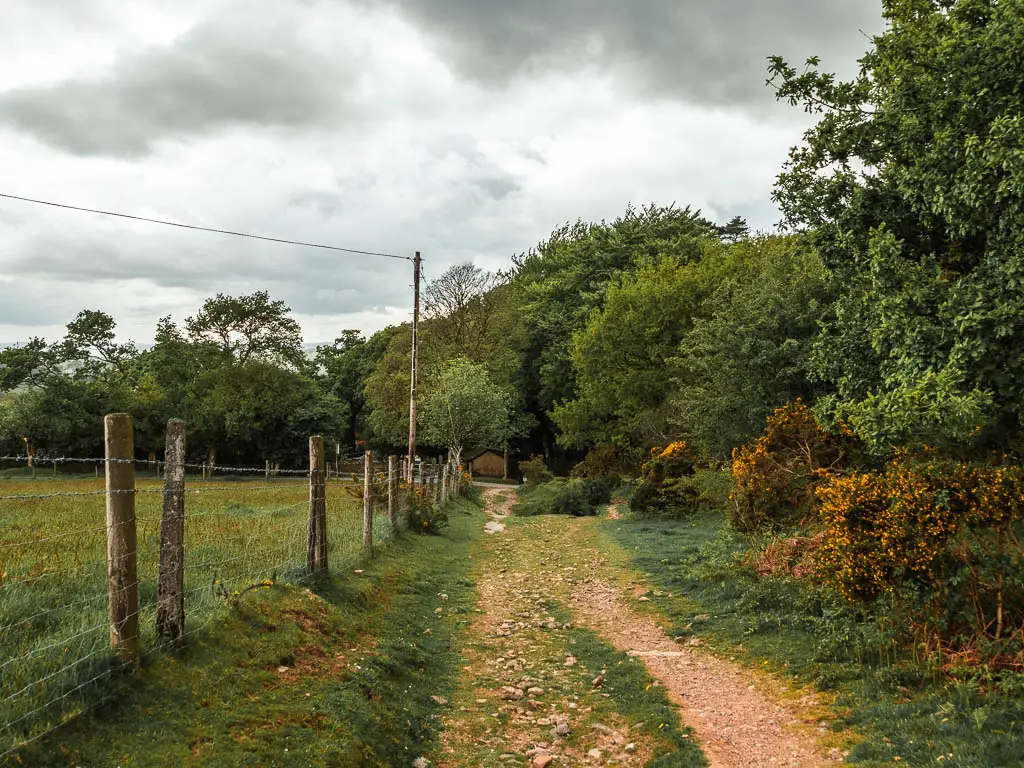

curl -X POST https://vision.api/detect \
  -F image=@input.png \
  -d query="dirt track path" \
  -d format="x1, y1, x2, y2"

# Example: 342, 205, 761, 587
434, 489, 840, 767
571, 578, 835, 767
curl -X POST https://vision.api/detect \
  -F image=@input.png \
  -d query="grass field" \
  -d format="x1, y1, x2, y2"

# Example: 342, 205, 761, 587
0, 474, 387, 758
7, 497, 484, 767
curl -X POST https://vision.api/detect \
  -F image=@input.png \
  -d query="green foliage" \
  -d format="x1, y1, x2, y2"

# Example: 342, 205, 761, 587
513, 478, 602, 517
0, 312, 139, 456
418, 358, 513, 465
315, 327, 398, 451
578, 477, 613, 507
771, 0, 1024, 454
629, 442, 700, 519
512, 204, 717, 446
716, 215, 750, 244
553, 255, 717, 449
185, 291, 305, 368
669, 236, 833, 459
0, 296, 345, 465
406, 491, 450, 535
518, 454, 554, 487
569, 445, 636, 486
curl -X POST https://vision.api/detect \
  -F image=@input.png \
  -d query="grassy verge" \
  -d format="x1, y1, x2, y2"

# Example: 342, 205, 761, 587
602, 512, 1024, 767
0, 476, 386, 754
7, 498, 483, 767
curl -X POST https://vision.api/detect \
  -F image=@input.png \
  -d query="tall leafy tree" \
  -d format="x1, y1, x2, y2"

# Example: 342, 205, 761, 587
771, 0, 1024, 452
315, 327, 398, 452
418, 358, 513, 465
670, 236, 833, 458
512, 204, 717, 457
552, 253, 720, 449
185, 291, 304, 368
0, 312, 138, 455
717, 215, 750, 243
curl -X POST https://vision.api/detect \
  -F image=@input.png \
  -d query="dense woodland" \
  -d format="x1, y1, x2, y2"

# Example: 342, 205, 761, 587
4, 0, 1024, 672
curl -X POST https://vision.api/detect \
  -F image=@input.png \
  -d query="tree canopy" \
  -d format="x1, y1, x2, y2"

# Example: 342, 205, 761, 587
770, 0, 1024, 453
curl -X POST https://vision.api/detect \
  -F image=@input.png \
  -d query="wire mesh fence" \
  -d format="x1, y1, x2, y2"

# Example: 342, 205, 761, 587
0, 420, 468, 760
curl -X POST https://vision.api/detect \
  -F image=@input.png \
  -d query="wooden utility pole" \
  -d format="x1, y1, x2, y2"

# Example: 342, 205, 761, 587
105, 414, 139, 663
407, 252, 421, 483
157, 419, 186, 645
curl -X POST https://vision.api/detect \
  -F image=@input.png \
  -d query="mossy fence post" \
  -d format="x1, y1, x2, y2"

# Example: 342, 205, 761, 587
105, 413, 139, 663
387, 455, 398, 531
363, 450, 373, 550
156, 418, 186, 645
308, 436, 327, 572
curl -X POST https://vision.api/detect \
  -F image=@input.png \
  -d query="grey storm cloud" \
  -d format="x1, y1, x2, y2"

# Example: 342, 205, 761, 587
0, 11, 351, 157
385, 0, 883, 106
5, 229, 412, 313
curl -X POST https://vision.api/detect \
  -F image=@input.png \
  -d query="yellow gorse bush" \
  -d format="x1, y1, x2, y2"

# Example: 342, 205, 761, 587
729, 401, 841, 532
815, 454, 1024, 651
817, 455, 1024, 602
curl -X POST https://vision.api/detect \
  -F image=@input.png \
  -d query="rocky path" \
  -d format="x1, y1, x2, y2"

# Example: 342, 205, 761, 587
432, 489, 840, 768
571, 580, 838, 767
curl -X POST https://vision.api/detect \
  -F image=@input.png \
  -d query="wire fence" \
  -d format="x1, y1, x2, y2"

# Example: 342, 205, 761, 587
0, 419, 469, 762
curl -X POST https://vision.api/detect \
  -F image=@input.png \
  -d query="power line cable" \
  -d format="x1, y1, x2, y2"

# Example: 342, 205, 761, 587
0, 192, 411, 261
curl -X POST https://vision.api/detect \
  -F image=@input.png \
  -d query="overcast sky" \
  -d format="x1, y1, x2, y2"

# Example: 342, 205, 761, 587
0, 0, 884, 344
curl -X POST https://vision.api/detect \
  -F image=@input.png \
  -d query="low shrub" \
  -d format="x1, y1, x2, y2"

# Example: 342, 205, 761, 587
816, 453, 1024, 663
513, 479, 601, 517
629, 441, 699, 518
569, 445, 639, 488
579, 477, 613, 507
519, 454, 554, 489
406, 489, 449, 534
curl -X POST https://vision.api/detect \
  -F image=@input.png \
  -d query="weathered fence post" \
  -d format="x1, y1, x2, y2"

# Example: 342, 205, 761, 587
105, 413, 139, 663
387, 455, 398, 532
308, 436, 327, 572
265, 460, 270, 482
363, 450, 373, 550
157, 419, 186, 645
